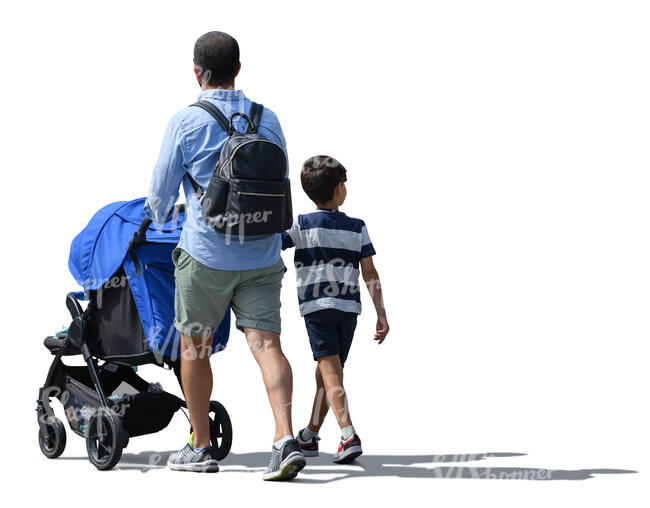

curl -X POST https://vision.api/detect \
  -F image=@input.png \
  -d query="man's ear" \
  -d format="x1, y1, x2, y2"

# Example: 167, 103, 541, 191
193, 64, 203, 86
234, 61, 241, 78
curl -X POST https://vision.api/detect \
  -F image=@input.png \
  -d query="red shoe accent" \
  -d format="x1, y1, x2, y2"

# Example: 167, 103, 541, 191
338, 436, 360, 452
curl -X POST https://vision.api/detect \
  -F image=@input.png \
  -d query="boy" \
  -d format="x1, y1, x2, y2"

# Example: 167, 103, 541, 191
281, 155, 389, 464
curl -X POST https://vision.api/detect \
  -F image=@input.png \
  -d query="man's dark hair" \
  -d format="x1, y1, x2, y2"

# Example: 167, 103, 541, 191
193, 31, 240, 87
301, 155, 347, 205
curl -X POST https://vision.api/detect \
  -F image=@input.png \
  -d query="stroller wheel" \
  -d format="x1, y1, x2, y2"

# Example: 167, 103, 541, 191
86, 409, 125, 470
188, 401, 233, 460
209, 401, 232, 460
38, 417, 66, 459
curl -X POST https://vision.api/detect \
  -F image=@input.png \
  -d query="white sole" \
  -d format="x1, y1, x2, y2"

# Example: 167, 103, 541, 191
263, 452, 306, 481
167, 459, 220, 473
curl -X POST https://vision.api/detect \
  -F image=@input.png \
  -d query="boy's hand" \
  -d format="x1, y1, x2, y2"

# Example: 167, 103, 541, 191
361, 256, 389, 344
374, 314, 389, 344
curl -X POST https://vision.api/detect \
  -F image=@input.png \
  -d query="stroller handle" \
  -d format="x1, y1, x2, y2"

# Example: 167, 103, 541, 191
127, 217, 152, 257
136, 217, 153, 241
127, 204, 185, 275
130, 203, 185, 251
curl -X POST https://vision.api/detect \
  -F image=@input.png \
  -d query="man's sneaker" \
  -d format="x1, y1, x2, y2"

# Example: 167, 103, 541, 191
332, 434, 363, 464
167, 443, 220, 472
263, 438, 306, 481
296, 428, 320, 457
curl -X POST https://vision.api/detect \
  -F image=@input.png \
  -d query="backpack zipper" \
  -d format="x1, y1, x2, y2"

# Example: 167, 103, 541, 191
236, 191, 284, 198
215, 135, 244, 176
218, 138, 287, 176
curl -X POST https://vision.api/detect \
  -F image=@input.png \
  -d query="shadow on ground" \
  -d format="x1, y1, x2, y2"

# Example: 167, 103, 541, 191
60, 450, 638, 481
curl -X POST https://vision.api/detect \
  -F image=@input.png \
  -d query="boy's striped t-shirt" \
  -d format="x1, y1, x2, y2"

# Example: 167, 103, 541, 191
281, 208, 376, 316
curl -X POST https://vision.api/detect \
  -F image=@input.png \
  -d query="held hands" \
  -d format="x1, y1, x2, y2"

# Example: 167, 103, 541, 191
374, 313, 389, 344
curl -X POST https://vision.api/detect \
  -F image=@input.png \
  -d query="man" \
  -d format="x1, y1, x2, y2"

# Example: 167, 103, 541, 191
145, 31, 305, 480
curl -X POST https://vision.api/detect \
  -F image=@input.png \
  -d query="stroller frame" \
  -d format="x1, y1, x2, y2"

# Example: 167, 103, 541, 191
37, 214, 233, 470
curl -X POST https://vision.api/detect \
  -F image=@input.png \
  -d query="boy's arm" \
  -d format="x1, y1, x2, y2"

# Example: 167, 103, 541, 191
360, 256, 389, 344
281, 220, 298, 250
281, 231, 294, 250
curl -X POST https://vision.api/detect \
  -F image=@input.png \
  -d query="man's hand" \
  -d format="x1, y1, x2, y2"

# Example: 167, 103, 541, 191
374, 314, 389, 344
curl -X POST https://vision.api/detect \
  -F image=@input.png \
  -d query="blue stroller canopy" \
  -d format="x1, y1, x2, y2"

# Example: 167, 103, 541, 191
68, 198, 230, 358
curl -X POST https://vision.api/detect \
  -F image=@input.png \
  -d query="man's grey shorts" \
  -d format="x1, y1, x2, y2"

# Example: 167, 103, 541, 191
172, 248, 285, 337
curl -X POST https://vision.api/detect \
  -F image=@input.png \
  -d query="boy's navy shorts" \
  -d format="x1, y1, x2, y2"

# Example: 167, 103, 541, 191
303, 309, 358, 366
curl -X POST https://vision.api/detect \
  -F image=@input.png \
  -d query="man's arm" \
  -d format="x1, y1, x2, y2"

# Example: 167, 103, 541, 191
144, 115, 186, 224
360, 256, 389, 344
258, 108, 287, 155
257, 108, 289, 178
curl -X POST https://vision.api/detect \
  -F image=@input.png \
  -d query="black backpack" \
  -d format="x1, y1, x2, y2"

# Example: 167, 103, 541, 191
187, 100, 292, 237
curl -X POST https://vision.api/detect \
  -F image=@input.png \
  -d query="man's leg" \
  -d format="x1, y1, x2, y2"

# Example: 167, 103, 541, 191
167, 248, 231, 472
246, 327, 306, 481
307, 364, 330, 432
167, 331, 219, 472
316, 355, 352, 429
180, 333, 213, 448
232, 259, 304, 480
244, 328, 293, 441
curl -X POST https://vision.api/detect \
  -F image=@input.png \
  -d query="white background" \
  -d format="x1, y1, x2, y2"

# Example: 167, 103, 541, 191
1, 0, 648, 506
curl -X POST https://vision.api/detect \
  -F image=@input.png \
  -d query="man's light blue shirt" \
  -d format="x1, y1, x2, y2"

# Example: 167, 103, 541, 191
144, 89, 287, 270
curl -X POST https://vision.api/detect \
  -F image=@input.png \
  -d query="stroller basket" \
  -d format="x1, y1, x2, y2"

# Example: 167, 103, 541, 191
55, 363, 182, 438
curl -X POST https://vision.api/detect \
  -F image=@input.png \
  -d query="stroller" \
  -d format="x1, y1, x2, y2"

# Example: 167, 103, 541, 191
37, 198, 232, 470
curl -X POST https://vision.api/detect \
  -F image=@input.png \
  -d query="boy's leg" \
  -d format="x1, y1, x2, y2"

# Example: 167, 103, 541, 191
307, 363, 330, 432
316, 354, 352, 429
302, 311, 362, 464
319, 353, 362, 464
180, 333, 214, 448
302, 310, 357, 431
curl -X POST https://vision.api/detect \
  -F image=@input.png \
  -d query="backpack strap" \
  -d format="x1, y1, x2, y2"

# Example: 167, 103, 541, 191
248, 102, 264, 133
185, 100, 264, 197
186, 100, 231, 199
190, 100, 231, 133
186, 173, 203, 199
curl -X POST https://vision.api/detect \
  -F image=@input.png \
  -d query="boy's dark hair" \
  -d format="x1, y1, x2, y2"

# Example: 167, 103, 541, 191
193, 31, 240, 87
301, 155, 347, 205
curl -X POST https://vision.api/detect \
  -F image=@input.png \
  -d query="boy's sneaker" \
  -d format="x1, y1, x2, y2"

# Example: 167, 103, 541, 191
296, 428, 320, 457
332, 434, 363, 464
167, 443, 220, 472
263, 438, 306, 481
